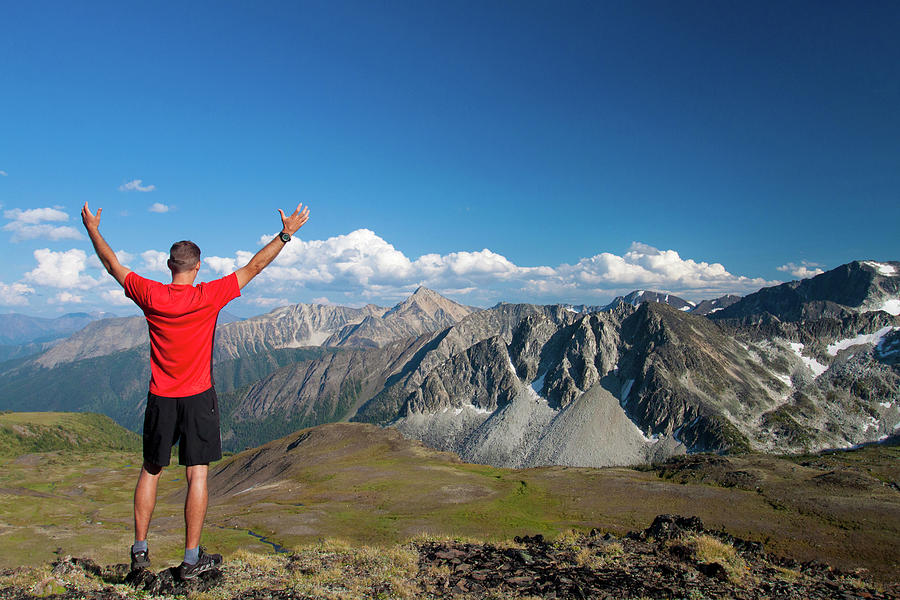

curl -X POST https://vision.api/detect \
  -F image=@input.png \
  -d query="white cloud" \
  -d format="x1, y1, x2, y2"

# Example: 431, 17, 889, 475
201, 230, 776, 306
24, 248, 100, 289
0, 170, 7, 176
119, 179, 156, 192
777, 261, 825, 279
4, 208, 68, 224
141, 250, 169, 272
3, 207, 83, 242
245, 296, 290, 307
204, 256, 238, 274
149, 202, 170, 213
103, 288, 134, 306
0, 281, 35, 306
53, 291, 84, 304
556, 242, 770, 293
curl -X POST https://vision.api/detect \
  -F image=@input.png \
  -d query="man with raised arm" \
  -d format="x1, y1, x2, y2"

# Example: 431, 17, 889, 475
81, 201, 309, 579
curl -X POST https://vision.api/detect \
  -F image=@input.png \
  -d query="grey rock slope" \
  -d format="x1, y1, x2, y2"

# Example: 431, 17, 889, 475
213, 302, 387, 360
386, 300, 898, 465
34, 316, 149, 368
229, 303, 568, 427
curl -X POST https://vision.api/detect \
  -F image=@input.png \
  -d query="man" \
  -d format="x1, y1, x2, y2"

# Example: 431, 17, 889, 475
81, 201, 309, 579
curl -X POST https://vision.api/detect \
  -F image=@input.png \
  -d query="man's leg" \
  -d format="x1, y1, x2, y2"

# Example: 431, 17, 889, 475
134, 461, 164, 542
184, 464, 209, 550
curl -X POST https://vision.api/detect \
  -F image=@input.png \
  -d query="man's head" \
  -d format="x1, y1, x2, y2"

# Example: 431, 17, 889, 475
167, 240, 201, 274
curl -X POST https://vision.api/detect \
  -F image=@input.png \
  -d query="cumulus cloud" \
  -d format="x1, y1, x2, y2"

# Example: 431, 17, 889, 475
4, 208, 67, 224
778, 261, 825, 279
140, 250, 169, 273
557, 242, 770, 293
119, 179, 156, 192
27, 249, 92, 288
202, 256, 233, 274
80, 232, 777, 312
3, 207, 83, 242
24, 248, 101, 289
0, 281, 35, 306
202, 230, 776, 306
245, 296, 290, 307
103, 289, 134, 306
53, 291, 84, 304
149, 202, 170, 213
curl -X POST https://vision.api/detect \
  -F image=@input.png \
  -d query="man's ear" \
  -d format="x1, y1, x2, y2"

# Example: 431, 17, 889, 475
194, 260, 202, 272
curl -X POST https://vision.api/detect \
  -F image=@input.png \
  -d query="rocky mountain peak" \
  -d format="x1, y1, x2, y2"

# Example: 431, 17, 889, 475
385, 286, 472, 320
690, 294, 742, 316
323, 288, 479, 348
602, 290, 694, 312
712, 260, 900, 322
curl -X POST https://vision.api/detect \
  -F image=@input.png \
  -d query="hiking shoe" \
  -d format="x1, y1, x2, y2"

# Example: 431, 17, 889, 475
177, 547, 222, 580
130, 547, 150, 571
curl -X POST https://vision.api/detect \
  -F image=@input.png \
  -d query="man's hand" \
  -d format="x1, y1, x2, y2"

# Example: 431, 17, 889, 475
235, 203, 311, 290
82, 201, 102, 231
278, 203, 310, 235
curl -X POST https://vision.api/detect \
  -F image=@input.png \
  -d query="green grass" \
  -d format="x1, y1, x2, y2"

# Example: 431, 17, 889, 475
0, 411, 140, 457
0, 419, 898, 586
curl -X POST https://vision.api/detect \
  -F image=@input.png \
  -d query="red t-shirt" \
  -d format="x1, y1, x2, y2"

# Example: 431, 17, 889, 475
124, 271, 241, 397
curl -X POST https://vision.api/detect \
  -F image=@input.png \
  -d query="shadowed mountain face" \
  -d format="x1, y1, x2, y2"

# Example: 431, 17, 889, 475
711, 260, 900, 322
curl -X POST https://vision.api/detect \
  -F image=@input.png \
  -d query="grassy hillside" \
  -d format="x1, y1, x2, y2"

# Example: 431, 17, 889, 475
0, 411, 140, 457
0, 421, 897, 585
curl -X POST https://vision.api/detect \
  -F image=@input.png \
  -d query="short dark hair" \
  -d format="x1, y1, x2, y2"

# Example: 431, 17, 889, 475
167, 240, 201, 274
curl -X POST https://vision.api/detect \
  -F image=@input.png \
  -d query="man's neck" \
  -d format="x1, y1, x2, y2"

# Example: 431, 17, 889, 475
170, 273, 198, 285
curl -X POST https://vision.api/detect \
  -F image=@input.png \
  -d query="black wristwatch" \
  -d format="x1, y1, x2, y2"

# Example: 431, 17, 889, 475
279, 231, 292, 243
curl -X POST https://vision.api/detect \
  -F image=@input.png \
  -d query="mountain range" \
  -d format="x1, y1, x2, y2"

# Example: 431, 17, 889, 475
0, 260, 897, 468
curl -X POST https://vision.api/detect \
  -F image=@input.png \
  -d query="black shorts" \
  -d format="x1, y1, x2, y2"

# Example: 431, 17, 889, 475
142, 387, 222, 467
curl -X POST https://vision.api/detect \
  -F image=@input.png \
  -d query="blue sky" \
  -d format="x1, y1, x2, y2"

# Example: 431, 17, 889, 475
1, 1, 898, 317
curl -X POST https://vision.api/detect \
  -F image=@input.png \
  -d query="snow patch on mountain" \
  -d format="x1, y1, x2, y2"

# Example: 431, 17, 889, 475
788, 342, 828, 377
880, 298, 900, 316
827, 326, 897, 356
862, 261, 897, 276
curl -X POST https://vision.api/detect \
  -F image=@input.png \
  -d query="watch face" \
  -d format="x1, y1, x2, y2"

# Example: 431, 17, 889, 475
280, 232, 291, 242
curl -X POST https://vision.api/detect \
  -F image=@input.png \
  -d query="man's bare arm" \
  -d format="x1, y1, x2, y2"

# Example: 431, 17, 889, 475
235, 203, 310, 290
81, 201, 132, 287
